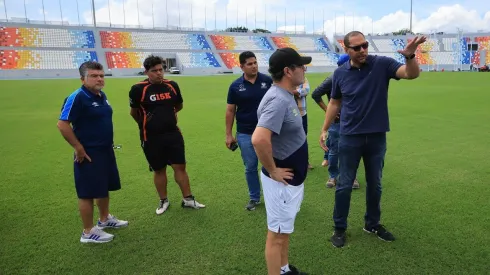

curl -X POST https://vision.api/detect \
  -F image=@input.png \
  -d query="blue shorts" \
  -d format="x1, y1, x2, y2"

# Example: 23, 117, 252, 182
74, 147, 121, 199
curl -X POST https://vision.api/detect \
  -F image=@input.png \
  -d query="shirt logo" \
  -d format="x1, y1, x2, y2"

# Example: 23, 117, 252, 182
238, 84, 246, 91
291, 106, 299, 116
261, 82, 268, 89
92, 102, 99, 107
150, 93, 172, 101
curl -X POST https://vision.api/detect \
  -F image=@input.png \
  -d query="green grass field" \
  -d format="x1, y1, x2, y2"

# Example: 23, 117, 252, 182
1, 72, 489, 274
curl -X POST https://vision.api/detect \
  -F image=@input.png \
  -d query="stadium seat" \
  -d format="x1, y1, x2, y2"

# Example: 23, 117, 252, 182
100, 31, 211, 50
176, 52, 221, 68
474, 36, 490, 50
0, 26, 95, 48
209, 35, 274, 51
271, 36, 330, 52
0, 49, 97, 69
218, 52, 271, 69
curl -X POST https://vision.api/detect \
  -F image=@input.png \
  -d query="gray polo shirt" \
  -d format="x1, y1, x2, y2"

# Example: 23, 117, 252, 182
256, 84, 308, 186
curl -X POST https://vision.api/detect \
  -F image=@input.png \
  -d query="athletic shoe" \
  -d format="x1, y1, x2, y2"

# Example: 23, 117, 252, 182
156, 198, 170, 215
96, 214, 128, 229
284, 264, 308, 275
363, 224, 395, 242
181, 195, 206, 209
245, 200, 260, 211
326, 178, 336, 188
330, 228, 346, 248
80, 227, 114, 243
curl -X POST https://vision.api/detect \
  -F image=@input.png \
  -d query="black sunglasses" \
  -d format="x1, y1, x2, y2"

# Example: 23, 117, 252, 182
348, 42, 369, 51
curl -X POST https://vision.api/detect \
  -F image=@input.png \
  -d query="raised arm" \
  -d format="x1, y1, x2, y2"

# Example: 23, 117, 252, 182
395, 36, 427, 79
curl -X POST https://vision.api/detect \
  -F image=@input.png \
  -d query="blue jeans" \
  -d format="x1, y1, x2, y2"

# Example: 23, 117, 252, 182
326, 123, 340, 179
333, 132, 387, 230
236, 132, 261, 201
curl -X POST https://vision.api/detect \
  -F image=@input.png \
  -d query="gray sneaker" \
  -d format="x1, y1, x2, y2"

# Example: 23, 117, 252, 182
80, 227, 114, 243
326, 178, 336, 188
245, 200, 260, 211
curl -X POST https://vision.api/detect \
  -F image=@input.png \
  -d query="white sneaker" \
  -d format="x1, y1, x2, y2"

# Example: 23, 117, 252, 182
181, 196, 206, 209
80, 227, 114, 243
156, 199, 170, 215
96, 214, 129, 229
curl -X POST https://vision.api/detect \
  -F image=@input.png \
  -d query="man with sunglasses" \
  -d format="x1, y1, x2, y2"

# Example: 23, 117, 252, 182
319, 31, 426, 248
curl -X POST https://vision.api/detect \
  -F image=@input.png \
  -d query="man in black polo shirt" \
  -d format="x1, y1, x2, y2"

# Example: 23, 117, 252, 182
58, 61, 128, 244
225, 51, 273, 211
319, 31, 426, 247
129, 55, 205, 215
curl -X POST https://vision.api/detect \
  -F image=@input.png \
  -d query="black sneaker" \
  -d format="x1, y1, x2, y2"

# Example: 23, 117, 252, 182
363, 224, 395, 242
330, 228, 346, 248
284, 264, 308, 275
245, 200, 260, 211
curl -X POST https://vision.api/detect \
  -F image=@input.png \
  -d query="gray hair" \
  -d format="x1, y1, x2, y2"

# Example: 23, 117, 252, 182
79, 61, 104, 78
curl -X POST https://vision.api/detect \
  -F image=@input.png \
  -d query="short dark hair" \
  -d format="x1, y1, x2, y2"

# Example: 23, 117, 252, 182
143, 55, 166, 71
79, 61, 103, 78
239, 51, 256, 65
268, 69, 284, 82
344, 31, 365, 48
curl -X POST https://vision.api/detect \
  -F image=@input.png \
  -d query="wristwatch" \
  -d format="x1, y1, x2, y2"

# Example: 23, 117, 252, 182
405, 53, 416, 60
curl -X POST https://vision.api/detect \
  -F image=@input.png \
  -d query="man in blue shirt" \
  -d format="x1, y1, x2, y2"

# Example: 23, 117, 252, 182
58, 61, 128, 244
319, 31, 426, 248
225, 51, 273, 211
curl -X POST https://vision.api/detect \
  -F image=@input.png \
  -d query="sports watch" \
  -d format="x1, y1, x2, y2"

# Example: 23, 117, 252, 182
405, 53, 416, 60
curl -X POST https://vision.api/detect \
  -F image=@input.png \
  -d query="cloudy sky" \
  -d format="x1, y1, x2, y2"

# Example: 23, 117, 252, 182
1, 0, 489, 39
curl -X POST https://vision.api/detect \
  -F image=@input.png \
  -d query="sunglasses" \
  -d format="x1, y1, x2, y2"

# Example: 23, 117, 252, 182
348, 42, 369, 51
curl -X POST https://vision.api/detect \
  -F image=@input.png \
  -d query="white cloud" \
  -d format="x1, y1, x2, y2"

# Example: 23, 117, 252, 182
321, 4, 490, 40
84, 1, 490, 39
84, 0, 220, 29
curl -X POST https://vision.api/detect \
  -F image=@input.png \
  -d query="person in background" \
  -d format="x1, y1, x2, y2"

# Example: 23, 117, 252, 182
225, 51, 273, 211
311, 54, 360, 189
294, 76, 313, 170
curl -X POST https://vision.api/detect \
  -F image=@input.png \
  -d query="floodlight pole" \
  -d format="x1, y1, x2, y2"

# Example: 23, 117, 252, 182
3, 0, 8, 22
409, 0, 413, 32
91, 0, 97, 26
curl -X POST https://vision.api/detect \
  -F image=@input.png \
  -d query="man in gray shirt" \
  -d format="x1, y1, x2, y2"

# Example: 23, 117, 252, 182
252, 47, 310, 275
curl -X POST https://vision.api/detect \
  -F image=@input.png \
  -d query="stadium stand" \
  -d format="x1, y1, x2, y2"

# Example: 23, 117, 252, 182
0, 26, 95, 48
271, 36, 331, 51
105, 51, 221, 69
0, 21, 488, 78
218, 52, 273, 69
100, 31, 211, 50
0, 49, 97, 69
210, 34, 274, 51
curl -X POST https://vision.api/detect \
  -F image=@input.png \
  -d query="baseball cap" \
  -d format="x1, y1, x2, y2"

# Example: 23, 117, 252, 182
269, 47, 312, 74
337, 54, 350, 66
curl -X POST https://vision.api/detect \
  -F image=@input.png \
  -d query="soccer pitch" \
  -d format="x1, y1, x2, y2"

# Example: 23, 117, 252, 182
0, 72, 489, 274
